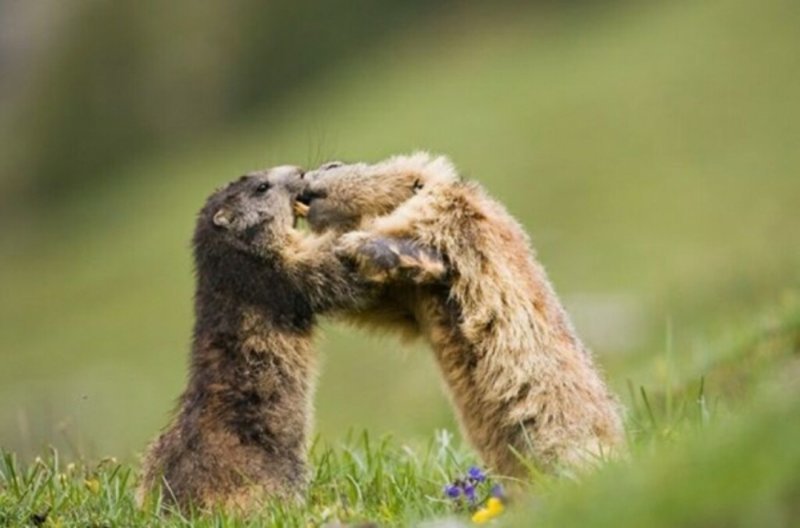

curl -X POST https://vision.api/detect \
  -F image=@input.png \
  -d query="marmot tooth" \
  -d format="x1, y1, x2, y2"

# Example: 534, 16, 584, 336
293, 201, 310, 217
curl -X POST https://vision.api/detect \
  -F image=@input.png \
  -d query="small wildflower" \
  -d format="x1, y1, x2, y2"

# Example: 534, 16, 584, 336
463, 483, 477, 504
84, 478, 100, 495
486, 497, 504, 515
490, 484, 505, 500
471, 497, 505, 524
444, 465, 504, 520
471, 508, 492, 524
444, 484, 461, 499
467, 466, 486, 483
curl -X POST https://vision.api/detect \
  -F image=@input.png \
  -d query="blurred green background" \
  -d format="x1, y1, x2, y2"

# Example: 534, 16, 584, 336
0, 0, 798, 462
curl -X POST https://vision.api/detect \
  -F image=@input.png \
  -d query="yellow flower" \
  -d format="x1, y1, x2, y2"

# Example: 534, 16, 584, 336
486, 497, 504, 515
471, 497, 505, 524
84, 478, 101, 494
472, 508, 492, 524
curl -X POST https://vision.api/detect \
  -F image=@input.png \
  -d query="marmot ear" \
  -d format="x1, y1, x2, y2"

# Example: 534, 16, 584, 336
213, 208, 234, 228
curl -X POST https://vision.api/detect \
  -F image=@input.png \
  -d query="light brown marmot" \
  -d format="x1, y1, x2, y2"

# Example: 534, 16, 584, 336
297, 153, 625, 477
137, 166, 374, 511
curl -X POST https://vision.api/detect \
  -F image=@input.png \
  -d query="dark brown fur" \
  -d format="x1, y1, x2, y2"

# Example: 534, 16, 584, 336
137, 166, 372, 511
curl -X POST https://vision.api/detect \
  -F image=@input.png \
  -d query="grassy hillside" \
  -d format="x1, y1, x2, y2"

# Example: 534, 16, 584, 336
1, 0, 798, 470
2, 298, 797, 526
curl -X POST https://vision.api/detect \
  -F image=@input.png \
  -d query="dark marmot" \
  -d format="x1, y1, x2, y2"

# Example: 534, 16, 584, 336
137, 166, 373, 511
297, 153, 625, 477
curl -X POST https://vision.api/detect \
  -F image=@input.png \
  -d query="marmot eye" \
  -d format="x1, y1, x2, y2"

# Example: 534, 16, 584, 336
413, 179, 424, 192
255, 182, 271, 194
320, 161, 344, 170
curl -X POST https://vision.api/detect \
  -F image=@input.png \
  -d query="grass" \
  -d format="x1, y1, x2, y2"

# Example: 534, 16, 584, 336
1, 432, 480, 527
521, 383, 800, 528
2, 296, 798, 526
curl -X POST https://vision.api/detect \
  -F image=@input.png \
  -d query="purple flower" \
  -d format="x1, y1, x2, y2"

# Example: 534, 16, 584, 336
444, 466, 495, 509
463, 483, 477, 504
490, 484, 505, 500
467, 466, 486, 483
444, 484, 461, 499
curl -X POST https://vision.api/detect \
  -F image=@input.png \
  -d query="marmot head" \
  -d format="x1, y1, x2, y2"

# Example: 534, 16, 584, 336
296, 152, 459, 233
196, 165, 306, 255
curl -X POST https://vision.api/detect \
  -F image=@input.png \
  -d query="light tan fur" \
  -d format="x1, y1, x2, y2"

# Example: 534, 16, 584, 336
301, 153, 625, 476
